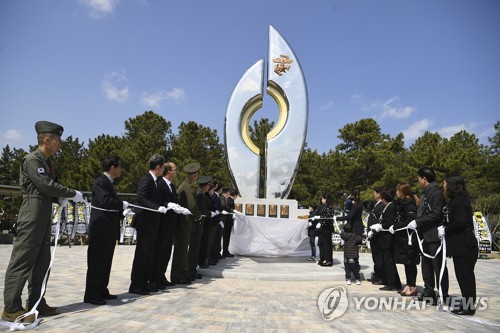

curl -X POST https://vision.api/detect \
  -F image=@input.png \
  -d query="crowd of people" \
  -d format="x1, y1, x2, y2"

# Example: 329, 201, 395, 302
1, 121, 239, 324
307, 167, 479, 316
1, 120, 480, 325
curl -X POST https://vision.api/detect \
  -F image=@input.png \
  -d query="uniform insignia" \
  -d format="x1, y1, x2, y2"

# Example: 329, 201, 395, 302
37, 167, 45, 174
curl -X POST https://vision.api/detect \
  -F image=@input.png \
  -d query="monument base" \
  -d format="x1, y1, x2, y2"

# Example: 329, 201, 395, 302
234, 198, 308, 219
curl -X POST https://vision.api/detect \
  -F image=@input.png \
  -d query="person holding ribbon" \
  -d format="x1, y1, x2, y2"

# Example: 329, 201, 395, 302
315, 193, 335, 267
439, 173, 478, 315
84, 156, 128, 305
2, 121, 85, 323
407, 167, 449, 306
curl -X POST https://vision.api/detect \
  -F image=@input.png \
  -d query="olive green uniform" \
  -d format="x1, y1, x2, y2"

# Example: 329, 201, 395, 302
3, 149, 75, 312
170, 179, 201, 282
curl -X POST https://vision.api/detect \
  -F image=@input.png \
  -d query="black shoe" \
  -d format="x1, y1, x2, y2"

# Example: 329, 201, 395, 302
199, 262, 209, 269
208, 259, 218, 265
128, 288, 149, 295
101, 294, 117, 300
149, 283, 166, 291
164, 281, 176, 287
379, 285, 397, 291
452, 309, 476, 316
372, 280, 384, 285
173, 279, 191, 285
196, 273, 202, 279
222, 252, 234, 257
418, 294, 437, 305
84, 298, 106, 305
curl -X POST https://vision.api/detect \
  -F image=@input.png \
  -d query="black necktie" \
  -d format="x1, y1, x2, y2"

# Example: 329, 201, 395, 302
170, 183, 177, 201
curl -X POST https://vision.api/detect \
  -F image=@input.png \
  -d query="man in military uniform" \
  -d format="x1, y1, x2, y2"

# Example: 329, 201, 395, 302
2, 121, 84, 323
170, 163, 202, 284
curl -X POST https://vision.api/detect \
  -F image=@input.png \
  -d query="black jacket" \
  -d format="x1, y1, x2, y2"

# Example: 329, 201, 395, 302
89, 174, 123, 240
336, 201, 364, 235
378, 201, 397, 250
416, 182, 445, 242
394, 197, 420, 265
341, 231, 363, 259
445, 194, 478, 257
367, 201, 385, 251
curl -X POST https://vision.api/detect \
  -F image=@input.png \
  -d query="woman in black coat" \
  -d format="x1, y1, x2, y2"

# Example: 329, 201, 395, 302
392, 183, 420, 296
316, 193, 335, 267
440, 173, 478, 315
336, 189, 364, 236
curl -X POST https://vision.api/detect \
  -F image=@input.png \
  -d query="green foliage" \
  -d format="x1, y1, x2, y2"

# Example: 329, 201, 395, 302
1, 113, 499, 214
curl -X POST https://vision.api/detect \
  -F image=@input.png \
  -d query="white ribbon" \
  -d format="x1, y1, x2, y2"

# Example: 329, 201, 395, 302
0, 204, 66, 331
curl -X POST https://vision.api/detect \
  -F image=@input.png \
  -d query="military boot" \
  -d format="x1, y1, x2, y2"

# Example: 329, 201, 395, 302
1, 308, 36, 323
26, 303, 60, 316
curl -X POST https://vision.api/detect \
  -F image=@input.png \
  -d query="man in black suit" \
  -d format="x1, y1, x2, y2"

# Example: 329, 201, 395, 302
407, 167, 449, 305
367, 186, 386, 285
129, 155, 167, 295
84, 156, 129, 305
222, 189, 238, 257
151, 162, 179, 289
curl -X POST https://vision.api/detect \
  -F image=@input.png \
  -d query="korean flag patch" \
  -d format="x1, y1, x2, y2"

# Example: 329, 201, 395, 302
37, 167, 45, 174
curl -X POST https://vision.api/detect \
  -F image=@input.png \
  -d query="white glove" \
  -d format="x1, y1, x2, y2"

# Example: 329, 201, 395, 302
308, 221, 312, 227
174, 206, 192, 215
71, 190, 84, 203
215, 210, 220, 215
158, 206, 168, 214
370, 223, 382, 232
407, 220, 417, 230
122, 201, 129, 210
232, 209, 241, 214
58, 197, 68, 207
210, 211, 217, 218
167, 202, 179, 210
437, 225, 446, 239
389, 225, 395, 234
219, 221, 224, 228
123, 208, 133, 217
316, 223, 321, 229
367, 230, 373, 239
311, 215, 320, 221
221, 210, 229, 215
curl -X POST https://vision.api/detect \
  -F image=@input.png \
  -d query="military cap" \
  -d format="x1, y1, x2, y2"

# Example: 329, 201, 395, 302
183, 162, 201, 174
35, 121, 64, 136
198, 176, 212, 185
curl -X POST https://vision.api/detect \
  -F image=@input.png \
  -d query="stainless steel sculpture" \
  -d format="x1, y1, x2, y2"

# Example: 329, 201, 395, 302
225, 25, 308, 199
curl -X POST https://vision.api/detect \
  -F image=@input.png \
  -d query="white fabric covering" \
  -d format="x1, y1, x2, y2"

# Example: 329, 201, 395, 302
229, 215, 310, 257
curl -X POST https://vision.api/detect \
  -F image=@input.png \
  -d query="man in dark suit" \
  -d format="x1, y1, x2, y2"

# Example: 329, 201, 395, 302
151, 162, 179, 289
367, 186, 386, 285
129, 155, 167, 295
407, 167, 449, 305
222, 189, 237, 257
84, 156, 128, 305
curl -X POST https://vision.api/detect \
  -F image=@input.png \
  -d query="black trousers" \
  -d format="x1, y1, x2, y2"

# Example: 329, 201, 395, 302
403, 264, 417, 287
452, 245, 478, 309
344, 257, 360, 280
188, 221, 203, 278
152, 219, 177, 284
170, 219, 191, 282
130, 221, 159, 290
222, 218, 234, 254
421, 241, 449, 297
380, 247, 402, 288
318, 228, 332, 263
199, 223, 216, 264
211, 224, 223, 258
85, 237, 116, 299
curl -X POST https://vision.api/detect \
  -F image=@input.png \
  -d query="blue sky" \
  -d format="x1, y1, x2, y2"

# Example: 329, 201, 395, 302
1, 0, 499, 154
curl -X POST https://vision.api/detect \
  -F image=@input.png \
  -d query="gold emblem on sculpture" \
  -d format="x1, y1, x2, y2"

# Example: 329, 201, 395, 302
273, 55, 293, 76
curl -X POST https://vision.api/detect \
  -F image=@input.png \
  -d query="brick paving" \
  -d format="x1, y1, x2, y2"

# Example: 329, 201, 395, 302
0, 244, 499, 332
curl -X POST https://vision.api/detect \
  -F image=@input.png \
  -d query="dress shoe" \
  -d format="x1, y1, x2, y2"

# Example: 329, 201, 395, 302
173, 279, 191, 285
199, 262, 209, 269
164, 281, 176, 287
321, 262, 333, 267
418, 294, 437, 305
101, 294, 118, 300
149, 283, 166, 290
195, 273, 202, 279
84, 298, 106, 306
128, 288, 149, 295
222, 252, 234, 258
452, 309, 476, 316
399, 286, 410, 295
372, 280, 384, 285
403, 288, 418, 297
379, 285, 397, 291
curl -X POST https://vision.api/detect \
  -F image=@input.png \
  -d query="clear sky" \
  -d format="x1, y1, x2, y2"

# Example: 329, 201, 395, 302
1, 0, 499, 154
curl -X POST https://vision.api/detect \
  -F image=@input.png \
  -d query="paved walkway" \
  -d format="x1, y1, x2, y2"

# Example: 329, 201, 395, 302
0, 244, 499, 332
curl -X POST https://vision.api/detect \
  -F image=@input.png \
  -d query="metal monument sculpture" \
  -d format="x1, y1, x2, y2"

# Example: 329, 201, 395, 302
225, 26, 308, 207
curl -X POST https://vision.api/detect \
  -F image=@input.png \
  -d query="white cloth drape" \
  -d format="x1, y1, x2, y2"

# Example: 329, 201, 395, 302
229, 215, 310, 256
